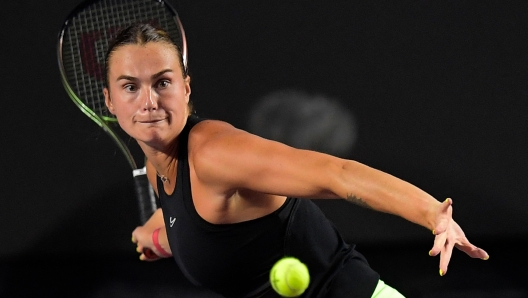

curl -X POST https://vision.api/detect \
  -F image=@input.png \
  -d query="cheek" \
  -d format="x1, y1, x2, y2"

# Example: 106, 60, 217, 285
114, 110, 136, 137
117, 118, 131, 134
111, 101, 134, 122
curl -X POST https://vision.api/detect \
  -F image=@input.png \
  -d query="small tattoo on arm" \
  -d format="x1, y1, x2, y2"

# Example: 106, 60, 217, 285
346, 194, 372, 209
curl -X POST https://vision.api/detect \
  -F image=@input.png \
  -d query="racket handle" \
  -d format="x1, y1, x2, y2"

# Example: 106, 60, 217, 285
143, 248, 158, 259
132, 167, 157, 223
133, 167, 159, 259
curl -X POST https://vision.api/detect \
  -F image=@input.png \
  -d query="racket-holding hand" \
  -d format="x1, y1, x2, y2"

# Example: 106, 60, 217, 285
428, 198, 489, 276
132, 225, 172, 261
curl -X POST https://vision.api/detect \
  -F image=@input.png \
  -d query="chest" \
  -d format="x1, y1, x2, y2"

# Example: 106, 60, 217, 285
158, 182, 289, 296
188, 174, 287, 224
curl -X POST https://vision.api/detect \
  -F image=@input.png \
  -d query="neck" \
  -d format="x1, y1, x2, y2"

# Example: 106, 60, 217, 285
153, 156, 177, 183
139, 140, 179, 184
156, 171, 170, 183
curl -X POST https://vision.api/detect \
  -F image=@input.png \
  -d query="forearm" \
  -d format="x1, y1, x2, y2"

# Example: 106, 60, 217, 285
338, 160, 440, 230
148, 209, 171, 255
134, 208, 172, 258
155, 226, 172, 256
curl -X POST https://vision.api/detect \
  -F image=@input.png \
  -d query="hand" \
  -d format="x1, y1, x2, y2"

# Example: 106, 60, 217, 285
428, 198, 489, 276
131, 225, 161, 261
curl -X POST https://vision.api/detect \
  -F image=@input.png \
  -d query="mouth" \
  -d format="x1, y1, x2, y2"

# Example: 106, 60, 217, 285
137, 118, 167, 124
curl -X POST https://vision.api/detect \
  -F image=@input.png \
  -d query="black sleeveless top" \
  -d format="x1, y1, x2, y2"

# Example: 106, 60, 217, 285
158, 115, 379, 298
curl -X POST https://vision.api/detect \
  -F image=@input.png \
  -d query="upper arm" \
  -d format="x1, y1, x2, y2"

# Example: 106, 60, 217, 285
190, 121, 345, 199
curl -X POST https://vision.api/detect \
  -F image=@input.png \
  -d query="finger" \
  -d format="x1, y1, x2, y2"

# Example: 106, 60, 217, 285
140, 251, 160, 261
136, 244, 160, 261
439, 238, 455, 276
143, 248, 159, 259
429, 231, 446, 257
455, 242, 490, 260
131, 226, 142, 244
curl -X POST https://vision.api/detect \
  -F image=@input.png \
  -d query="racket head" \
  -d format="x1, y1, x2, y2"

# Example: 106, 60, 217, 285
57, 0, 188, 168
57, 0, 182, 253
57, 0, 188, 120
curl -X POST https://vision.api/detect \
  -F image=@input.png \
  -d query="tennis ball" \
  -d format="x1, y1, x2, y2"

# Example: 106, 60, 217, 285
270, 257, 310, 297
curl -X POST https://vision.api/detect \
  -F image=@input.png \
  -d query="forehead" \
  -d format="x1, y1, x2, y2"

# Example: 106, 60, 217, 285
108, 42, 180, 70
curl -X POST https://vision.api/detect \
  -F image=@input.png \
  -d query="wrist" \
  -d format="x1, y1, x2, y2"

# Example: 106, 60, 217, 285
152, 228, 172, 258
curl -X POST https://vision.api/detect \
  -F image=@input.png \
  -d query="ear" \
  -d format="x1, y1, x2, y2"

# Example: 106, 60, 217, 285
104, 88, 116, 115
184, 76, 191, 103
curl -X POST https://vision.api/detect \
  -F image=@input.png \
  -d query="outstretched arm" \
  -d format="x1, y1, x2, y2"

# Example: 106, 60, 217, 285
191, 120, 489, 274
307, 158, 489, 275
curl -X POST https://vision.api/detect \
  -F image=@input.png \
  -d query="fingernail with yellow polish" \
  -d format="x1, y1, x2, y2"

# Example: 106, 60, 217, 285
432, 229, 436, 235
132, 236, 136, 243
439, 269, 444, 276
428, 250, 432, 256
136, 247, 141, 253
482, 255, 489, 260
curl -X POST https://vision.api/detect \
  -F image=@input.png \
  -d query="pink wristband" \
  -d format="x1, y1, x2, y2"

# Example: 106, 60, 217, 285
152, 228, 172, 258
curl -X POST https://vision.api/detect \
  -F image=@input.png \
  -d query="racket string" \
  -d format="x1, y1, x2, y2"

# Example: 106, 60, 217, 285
61, 0, 186, 121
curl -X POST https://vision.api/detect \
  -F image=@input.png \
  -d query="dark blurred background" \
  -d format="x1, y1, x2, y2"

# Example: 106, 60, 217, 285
1, 0, 527, 297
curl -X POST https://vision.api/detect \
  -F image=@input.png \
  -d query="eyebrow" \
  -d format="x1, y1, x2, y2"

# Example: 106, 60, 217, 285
116, 69, 173, 82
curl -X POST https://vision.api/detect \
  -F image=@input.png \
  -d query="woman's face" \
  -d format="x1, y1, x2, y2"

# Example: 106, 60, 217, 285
104, 42, 191, 149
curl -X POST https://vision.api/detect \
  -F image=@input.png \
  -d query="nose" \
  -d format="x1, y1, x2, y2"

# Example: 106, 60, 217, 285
142, 87, 158, 111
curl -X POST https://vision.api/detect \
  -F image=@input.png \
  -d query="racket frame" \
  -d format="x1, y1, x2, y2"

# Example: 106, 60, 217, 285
57, 0, 188, 258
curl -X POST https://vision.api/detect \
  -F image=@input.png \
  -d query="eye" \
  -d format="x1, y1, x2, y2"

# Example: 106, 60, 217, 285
123, 84, 137, 92
157, 79, 170, 89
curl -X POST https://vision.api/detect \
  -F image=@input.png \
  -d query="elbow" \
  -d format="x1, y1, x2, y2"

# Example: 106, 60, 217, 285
317, 159, 351, 199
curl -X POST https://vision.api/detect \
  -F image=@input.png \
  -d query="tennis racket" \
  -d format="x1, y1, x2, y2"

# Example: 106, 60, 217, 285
57, 0, 188, 259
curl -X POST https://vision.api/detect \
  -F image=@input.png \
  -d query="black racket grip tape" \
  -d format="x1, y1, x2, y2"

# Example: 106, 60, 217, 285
132, 169, 158, 259
133, 170, 155, 223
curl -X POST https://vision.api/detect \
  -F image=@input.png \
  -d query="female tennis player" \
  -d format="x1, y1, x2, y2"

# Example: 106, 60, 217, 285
103, 23, 488, 298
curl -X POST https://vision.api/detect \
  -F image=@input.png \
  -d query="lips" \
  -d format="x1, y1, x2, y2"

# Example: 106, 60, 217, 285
137, 118, 167, 124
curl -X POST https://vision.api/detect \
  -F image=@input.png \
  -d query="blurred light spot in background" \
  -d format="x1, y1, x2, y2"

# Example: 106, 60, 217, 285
247, 89, 357, 158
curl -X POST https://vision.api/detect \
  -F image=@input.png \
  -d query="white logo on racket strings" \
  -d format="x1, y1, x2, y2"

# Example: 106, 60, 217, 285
170, 217, 176, 227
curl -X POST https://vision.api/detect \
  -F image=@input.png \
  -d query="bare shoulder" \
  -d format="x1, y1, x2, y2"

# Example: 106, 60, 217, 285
188, 119, 248, 150
186, 119, 249, 193
190, 119, 236, 136
187, 119, 238, 164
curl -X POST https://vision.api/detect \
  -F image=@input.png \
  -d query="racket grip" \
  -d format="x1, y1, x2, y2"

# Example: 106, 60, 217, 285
132, 167, 158, 259
143, 248, 158, 259
132, 167, 157, 224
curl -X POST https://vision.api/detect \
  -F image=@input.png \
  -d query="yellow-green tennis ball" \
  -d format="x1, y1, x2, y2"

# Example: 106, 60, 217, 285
270, 257, 310, 297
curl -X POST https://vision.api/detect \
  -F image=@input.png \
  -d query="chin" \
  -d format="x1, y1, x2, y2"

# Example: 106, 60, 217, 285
142, 132, 170, 146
